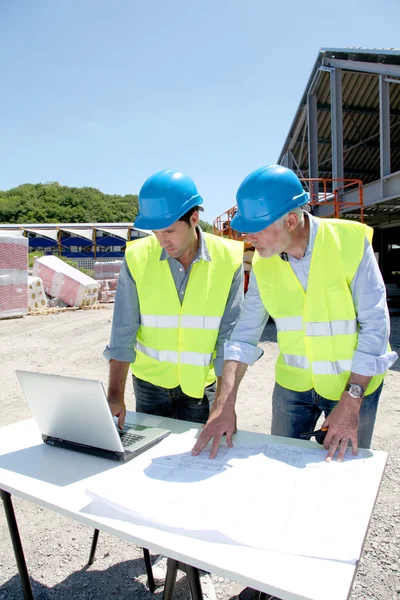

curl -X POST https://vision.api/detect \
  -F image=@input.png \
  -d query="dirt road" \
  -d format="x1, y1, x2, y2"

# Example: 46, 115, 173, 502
1, 308, 399, 600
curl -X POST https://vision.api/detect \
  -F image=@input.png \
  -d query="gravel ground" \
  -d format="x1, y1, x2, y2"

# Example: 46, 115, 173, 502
0, 307, 399, 600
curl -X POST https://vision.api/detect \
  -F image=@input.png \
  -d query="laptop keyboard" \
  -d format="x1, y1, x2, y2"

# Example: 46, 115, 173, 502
119, 431, 146, 448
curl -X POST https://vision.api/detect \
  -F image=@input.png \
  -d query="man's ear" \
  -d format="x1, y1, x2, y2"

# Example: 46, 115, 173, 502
286, 212, 299, 231
190, 210, 200, 228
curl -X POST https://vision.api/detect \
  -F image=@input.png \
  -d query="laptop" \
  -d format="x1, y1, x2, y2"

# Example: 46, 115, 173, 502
16, 370, 170, 462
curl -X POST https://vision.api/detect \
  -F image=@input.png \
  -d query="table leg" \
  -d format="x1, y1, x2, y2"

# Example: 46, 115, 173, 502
0, 489, 34, 600
162, 558, 179, 600
186, 564, 203, 600
88, 528, 100, 565
142, 548, 155, 593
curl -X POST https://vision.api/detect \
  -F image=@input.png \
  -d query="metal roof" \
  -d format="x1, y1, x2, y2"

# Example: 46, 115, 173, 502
278, 47, 400, 184
0, 223, 151, 234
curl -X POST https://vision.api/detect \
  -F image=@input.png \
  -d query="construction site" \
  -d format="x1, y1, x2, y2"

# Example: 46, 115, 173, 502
1, 47, 400, 600
214, 48, 400, 304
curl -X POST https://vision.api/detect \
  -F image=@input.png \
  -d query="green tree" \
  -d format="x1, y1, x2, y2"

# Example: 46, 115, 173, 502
0, 182, 214, 231
199, 219, 214, 233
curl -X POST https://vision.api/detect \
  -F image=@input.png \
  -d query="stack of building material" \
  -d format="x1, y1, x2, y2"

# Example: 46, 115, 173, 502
98, 277, 117, 291
94, 261, 120, 303
98, 280, 109, 292
0, 232, 28, 319
99, 290, 116, 303
97, 279, 117, 303
33, 256, 99, 308
27, 276, 48, 312
107, 278, 118, 291
94, 260, 123, 280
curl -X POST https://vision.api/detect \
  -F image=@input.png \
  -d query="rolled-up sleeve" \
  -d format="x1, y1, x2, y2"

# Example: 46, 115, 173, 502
351, 240, 398, 375
103, 259, 140, 363
224, 271, 269, 365
213, 265, 244, 377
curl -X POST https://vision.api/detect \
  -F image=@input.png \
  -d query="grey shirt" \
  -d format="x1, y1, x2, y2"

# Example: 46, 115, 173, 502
225, 213, 398, 376
104, 227, 244, 377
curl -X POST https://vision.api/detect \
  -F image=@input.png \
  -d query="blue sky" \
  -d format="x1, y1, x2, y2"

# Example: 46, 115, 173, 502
1, 0, 399, 223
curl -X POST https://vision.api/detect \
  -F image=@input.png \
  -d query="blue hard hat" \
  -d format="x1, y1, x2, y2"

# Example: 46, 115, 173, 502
134, 169, 203, 230
231, 165, 309, 234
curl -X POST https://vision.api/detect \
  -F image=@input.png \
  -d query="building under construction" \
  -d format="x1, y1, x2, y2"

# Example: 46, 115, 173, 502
214, 47, 400, 305
278, 47, 400, 304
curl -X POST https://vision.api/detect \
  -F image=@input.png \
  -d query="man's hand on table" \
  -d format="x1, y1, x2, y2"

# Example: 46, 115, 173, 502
322, 392, 361, 462
192, 404, 237, 459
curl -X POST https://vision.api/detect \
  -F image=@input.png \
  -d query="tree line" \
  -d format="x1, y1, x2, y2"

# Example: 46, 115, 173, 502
0, 182, 213, 232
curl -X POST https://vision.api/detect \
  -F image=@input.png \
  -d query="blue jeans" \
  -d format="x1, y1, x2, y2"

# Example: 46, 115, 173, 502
132, 375, 215, 424
271, 382, 383, 449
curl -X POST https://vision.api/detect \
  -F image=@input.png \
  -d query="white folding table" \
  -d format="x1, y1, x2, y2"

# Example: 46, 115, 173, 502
0, 412, 387, 600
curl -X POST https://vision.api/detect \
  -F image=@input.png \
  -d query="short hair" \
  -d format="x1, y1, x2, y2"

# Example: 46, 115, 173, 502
179, 206, 200, 226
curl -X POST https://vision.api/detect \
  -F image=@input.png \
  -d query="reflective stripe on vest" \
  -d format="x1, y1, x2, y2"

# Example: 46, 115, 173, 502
312, 359, 353, 375
252, 217, 385, 400
282, 354, 353, 375
282, 354, 310, 369
275, 316, 303, 332
136, 341, 178, 364
276, 317, 357, 336
140, 314, 222, 330
141, 315, 180, 328
306, 320, 357, 336
136, 341, 213, 367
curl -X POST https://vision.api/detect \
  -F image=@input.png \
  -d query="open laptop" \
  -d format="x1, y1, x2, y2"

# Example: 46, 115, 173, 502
16, 370, 170, 462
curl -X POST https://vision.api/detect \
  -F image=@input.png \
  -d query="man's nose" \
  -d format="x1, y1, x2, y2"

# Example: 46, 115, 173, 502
156, 234, 167, 247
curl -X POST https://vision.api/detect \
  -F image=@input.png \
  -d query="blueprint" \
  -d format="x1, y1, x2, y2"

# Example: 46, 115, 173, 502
85, 432, 386, 564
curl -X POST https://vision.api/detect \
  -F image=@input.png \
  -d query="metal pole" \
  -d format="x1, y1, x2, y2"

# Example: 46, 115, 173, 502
87, 528, 99, 565
379, 75, 391, 177
186, 564, 203, 600
142, 548, 155, 593
307, 91, 319, 202
330, 68, 344, 189
289, 150, 309, 183
286, 152, 294, 170
93, 228, 97, 261
0, 490, 34, 600
162, 558, 179, 600
281, 152, 289, 168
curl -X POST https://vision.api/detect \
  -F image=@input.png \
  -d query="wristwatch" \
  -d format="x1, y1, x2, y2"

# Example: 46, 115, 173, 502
345, 383, 365, 399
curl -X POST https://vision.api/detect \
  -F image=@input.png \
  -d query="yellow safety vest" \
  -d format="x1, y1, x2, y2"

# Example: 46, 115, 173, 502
252, 218, 385, 400
126, 232, 243, 398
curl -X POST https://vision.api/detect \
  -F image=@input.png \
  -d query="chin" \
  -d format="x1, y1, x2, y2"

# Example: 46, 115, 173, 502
257, 248, 279, 259
168, 249, 181, 258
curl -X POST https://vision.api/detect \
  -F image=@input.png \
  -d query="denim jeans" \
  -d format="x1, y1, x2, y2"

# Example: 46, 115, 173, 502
132, 375, 215, 424
271, 382, 383, 449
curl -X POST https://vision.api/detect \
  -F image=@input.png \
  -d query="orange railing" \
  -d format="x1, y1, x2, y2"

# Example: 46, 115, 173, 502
213, 206, 248, 242
213, 178, 364, 239
304, 178, 364, 222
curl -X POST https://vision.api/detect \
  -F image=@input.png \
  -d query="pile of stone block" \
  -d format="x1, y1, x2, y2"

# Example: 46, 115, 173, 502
94, 260, 122, 280
94, 260, 122, 303
0, 232, 28, 319
97, 278, 117, 303
33, 256, 99, 308
28, 276, 48, 312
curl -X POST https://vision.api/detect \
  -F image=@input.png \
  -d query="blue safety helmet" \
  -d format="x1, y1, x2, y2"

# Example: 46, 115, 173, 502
134, 169, 203, 230
230, 165, 309, 234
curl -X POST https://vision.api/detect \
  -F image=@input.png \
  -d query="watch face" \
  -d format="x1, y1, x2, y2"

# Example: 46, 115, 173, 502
347, 384, 364, 398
